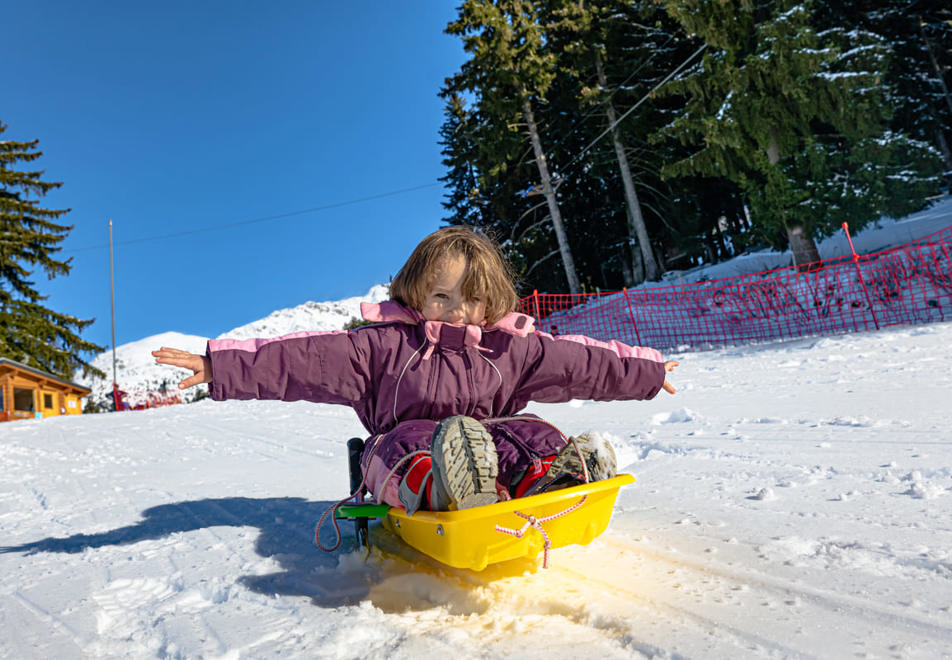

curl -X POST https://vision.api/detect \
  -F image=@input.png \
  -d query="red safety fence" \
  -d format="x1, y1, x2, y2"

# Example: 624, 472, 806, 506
112, 384, 182, 411
519, 223, 952, 352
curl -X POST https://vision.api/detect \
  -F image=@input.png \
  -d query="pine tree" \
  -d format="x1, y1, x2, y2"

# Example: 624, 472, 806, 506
439, 94, 491, 229
546, 0, 750, 280
655, 0, 943, 266
549, 0, 667, 283
446, 0, 582, 293
812, 0, 952, 179
0, 122, 104, 380
439, 0, 777, 288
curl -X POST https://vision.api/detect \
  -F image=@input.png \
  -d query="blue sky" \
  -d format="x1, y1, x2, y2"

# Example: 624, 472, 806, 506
4, 2, 467, 350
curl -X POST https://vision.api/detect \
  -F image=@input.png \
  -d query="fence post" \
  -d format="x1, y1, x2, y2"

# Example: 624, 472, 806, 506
621, 287, 644, 346
843, 222, 880, 330
937, 237, 952, 322
532, 289, 542, 320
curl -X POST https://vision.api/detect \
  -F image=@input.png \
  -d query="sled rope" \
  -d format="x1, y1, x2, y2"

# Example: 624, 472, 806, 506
315, 484, 368, 553
315, 435, 383, 552
494, 495, 587, 568
316, 440, 431, 552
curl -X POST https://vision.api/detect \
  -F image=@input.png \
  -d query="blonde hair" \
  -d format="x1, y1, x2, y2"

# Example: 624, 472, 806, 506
390, 226, 519, 324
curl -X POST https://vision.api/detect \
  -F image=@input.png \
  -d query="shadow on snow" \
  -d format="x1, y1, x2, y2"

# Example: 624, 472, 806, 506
0, 496, 388, 608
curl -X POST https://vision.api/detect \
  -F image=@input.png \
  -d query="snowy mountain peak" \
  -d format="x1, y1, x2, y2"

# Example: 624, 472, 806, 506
218, 284, 389, 340
78, 285, 390, 408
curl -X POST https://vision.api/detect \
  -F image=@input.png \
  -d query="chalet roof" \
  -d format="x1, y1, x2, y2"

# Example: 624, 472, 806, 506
0, 357, 92, 395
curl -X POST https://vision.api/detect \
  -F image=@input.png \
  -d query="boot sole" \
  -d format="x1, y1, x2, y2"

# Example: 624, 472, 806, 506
549, 434, 617, 483
431, 416, 498, 510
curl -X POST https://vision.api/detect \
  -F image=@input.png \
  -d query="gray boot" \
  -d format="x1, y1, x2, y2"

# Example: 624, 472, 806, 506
429, 416, 499, 511
525, 433, 617, 496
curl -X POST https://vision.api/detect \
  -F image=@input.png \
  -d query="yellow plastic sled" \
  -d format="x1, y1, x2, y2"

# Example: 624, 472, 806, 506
338, 474, 634, 571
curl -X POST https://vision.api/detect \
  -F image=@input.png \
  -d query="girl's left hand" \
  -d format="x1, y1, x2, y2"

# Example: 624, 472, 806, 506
152, 347, 213, 389
662, 360, 679, 394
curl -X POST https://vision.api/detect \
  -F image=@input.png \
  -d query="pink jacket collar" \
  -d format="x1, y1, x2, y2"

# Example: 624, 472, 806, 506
360, 300, 535, 359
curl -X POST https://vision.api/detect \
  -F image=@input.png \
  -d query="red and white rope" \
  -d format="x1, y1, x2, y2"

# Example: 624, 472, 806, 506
494, 495, 587, 568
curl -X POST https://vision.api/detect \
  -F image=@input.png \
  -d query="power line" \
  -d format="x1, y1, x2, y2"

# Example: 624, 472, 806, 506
65, 181, 442, 253
559, 43, 708, 177
511, 41, 708, 198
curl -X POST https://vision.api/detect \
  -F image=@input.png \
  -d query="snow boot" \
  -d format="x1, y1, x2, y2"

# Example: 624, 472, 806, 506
429, 416, 499, 511
521, 433, 617, 497
397, 454, 434, 516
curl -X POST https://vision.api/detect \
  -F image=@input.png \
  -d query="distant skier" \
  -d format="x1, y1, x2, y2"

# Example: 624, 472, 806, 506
153, 226, 678, 513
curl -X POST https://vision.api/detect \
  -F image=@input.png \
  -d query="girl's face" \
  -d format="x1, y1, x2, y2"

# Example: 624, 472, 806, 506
420, 254, 487, 325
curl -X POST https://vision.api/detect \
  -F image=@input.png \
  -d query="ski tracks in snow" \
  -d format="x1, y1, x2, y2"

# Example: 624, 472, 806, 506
3, 322, 952, 658
340, 519, 952, 659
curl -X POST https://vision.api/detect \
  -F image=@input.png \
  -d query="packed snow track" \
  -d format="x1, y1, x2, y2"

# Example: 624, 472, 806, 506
2, 322, 952, 658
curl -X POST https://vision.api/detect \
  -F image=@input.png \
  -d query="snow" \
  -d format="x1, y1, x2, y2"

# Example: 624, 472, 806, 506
3, 200, 952, 658
82, 331, 210, 407
3, 322, 952, 657
217, 285, 390, 340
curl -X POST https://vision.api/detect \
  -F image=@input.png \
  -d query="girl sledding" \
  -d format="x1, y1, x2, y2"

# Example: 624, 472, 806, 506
154, 226, 678, 568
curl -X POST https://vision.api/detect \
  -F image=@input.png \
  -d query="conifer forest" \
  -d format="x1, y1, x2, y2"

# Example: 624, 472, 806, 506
439, 0, 952, 294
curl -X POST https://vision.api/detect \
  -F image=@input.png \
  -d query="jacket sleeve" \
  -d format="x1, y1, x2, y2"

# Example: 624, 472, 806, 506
205, 330, 372, 405
510, 332, 666, 406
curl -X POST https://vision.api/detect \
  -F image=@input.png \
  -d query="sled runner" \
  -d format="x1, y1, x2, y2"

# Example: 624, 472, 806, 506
325, 438, 634, 571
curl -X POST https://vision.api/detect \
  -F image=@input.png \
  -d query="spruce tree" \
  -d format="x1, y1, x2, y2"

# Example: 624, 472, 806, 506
548, 0, 699, 283
0, 122, 104, 380
655, 0, 942, 266
446, 0, 582, 293
812, 0, 952, 180
439, 0, 787, 288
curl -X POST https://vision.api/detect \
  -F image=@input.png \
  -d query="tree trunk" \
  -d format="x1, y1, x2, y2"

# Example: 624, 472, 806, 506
926, 29, 952, 182
920, 18, 952, 118
768, 129, 822, 269
521, 94, 581, 294
935, 128, 952, 183
787, 225, 822, 269
595, 53, 660, 282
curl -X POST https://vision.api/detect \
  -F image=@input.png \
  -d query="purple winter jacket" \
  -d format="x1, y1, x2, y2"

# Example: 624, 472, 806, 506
206, 301, 666, 504
206, 301, 666, 436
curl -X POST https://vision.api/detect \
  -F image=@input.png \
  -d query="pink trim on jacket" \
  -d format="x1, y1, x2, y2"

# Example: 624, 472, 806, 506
361, 300, 538, 361
360, 301, 421, 325
209, 330, 347, 354
538, 332, 663, 363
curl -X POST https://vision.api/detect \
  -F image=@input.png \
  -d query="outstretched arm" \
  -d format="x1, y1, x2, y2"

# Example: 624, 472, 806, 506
152, 347, 212, 389
662, 360, 679, 394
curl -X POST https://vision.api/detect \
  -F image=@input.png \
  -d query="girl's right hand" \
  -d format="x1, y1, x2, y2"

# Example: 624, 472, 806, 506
662, 360, 679, 395
152, 347, 213, 389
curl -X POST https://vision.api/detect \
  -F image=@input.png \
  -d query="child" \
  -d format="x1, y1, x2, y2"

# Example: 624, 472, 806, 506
153, 226, 678, 514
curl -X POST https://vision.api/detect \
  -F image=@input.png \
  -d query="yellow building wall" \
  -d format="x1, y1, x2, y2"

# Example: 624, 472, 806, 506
0, 369, 88, 421
38, 388, 60, 418
65, 394, 83, 415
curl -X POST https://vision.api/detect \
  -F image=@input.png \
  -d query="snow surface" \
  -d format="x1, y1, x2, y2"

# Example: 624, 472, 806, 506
4, 197, 950, 658
3, 322, 952, 658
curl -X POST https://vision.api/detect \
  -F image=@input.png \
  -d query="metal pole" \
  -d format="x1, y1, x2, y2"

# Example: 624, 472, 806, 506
622, 287, 644, 346
108, 219, 117, 393
842, 222, 880, 330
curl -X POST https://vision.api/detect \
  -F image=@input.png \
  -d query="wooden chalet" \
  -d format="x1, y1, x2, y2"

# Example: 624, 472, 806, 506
0, 357, 90, 422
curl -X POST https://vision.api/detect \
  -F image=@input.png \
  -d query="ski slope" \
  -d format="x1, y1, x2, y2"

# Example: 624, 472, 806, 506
3, 320, 951, 658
